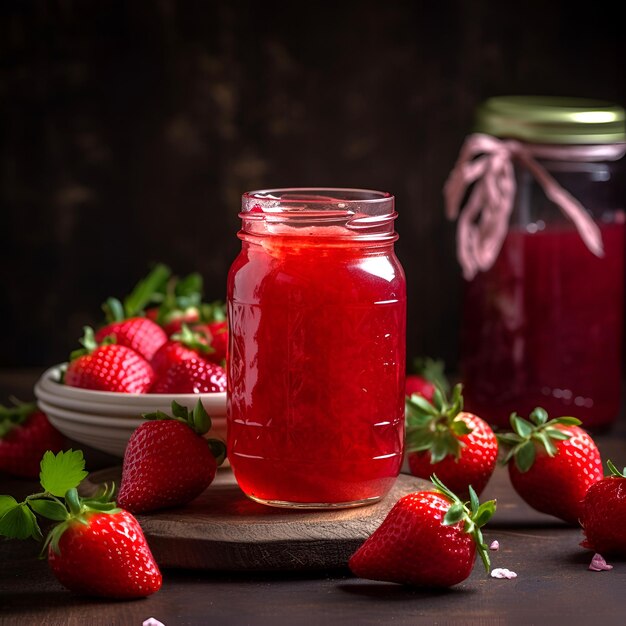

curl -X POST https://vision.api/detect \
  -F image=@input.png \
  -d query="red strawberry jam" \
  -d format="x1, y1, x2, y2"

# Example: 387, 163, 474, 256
227, 190, 406, 507
460, 220, 625, 430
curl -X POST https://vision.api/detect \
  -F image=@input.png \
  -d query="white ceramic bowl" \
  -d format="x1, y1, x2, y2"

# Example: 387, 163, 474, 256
34, 364, 228, 458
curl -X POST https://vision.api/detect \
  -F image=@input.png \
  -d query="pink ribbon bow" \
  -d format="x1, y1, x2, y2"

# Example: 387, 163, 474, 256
443, 133, 625, 280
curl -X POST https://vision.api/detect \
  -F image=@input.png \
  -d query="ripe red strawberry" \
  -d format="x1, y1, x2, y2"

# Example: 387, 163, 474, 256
150, 324, 213, 376
95, 316, 167, 362
579, 460, 626, 555
0, 450, 161, 598
0, 401, 66, 478
405, 357, 449, 401
117, 400, 226, 513
349, 475, 496, 587
151, 357, 227, 394
65, 327, 155, 393
48, 507, 161, 598
497, 408, 603, 525
405, 384, 498, 499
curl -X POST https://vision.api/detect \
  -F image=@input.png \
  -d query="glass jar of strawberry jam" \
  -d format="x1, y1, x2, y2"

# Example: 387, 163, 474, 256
227, 188, 406, 508
446, 96, 626, 431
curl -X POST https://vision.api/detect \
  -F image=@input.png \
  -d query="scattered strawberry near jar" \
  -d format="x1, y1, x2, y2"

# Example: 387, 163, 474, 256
0, 449, 162, 598
404, 383, 498, 499
496, 407, 603, 525
117, 399, 226, 513
349, 475, 497, 588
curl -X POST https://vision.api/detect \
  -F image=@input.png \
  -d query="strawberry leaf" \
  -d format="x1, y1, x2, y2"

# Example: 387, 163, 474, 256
535, 431, 557, 457
544, 427, 570, 441
40, 450, 88, 497
529, 407, 548, 425
552, 416, 582, 427
27, 498, 69, 521
0, 503, 41, 540
450, 419, 472, 437
0, 495, 19, 517
473, 501, 497, 527
514, 440, 536, 473
191, 400, 211, 435
606, 459, 626, 478
443, 503, 465, 525
208, 439, 227, 465
171, 401, 189, 421
511, 414, 533, 438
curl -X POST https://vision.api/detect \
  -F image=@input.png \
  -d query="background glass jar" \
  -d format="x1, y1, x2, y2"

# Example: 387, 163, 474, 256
227, 188, 406, 508
450, 96, 626, 431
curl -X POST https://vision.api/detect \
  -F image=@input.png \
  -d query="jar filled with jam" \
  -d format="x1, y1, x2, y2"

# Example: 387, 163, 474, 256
446, 96, 626, 430
227, 188, 406, 508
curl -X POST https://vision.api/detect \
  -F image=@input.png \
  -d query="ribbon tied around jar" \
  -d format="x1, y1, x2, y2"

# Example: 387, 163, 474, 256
444, 132, 626, 280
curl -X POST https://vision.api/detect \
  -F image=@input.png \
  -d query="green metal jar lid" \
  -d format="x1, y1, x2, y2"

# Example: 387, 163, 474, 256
474, 96, 626, 144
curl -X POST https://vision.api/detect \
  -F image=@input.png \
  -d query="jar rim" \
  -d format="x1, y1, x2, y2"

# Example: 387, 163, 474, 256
241, 187, 394, 213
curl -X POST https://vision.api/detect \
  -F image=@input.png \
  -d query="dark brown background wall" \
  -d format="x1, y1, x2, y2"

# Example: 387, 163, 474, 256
1, 0, 624, 370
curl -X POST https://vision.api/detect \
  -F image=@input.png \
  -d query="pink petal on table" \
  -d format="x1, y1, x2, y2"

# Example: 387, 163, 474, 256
489, 540, 500, 551
589, 553, 613, 572
143, 619, 165, 626
490, 568, 517, 579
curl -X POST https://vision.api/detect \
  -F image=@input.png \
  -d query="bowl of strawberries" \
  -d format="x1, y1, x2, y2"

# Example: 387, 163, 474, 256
33, 264, 229, 458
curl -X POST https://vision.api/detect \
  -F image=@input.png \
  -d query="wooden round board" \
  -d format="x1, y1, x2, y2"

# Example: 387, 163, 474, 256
82, 468, 429, 571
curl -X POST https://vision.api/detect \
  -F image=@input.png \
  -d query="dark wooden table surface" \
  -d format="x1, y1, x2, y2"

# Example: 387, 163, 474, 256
1, 368, 626, 626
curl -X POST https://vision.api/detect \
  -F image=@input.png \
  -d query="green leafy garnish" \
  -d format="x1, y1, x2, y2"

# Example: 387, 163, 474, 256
0, 449, 120, 556
40, 450, 89, 497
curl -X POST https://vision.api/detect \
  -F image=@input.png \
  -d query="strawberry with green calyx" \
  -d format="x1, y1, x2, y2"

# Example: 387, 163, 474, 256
405, 383, 498, 498
348, 475, 497, 588
117, 399, 226, 513
150, 323, 215, 377
0, 449, 162, 598
0, 399, 66, 478
97, 264, 171, 361
65, 326, 155, 393
405, 356, 450, 401
580, 459, 626, 555
497, 407, 603, 525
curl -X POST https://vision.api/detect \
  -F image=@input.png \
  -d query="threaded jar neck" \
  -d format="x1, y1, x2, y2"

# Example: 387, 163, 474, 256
239, 188, 398, 242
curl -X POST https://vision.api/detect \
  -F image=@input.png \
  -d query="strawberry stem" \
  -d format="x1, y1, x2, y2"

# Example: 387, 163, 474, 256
497, 408, 582, 473
431, 474, 496, 574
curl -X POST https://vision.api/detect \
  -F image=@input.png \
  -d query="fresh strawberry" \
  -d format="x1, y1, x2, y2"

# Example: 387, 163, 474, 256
0, 449, 162, 598
580, 460, 626, 555
95, 317, 167, 362
405, 357, 449, 401
151, 357, 227, 394
150, 324, 214, 376
117, 400, 226, 513
65, 327, 155, 393
405, 384, 498, 498
349, 475, 496, 587
497, 408, 603, 525
0, 401, 66, 478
